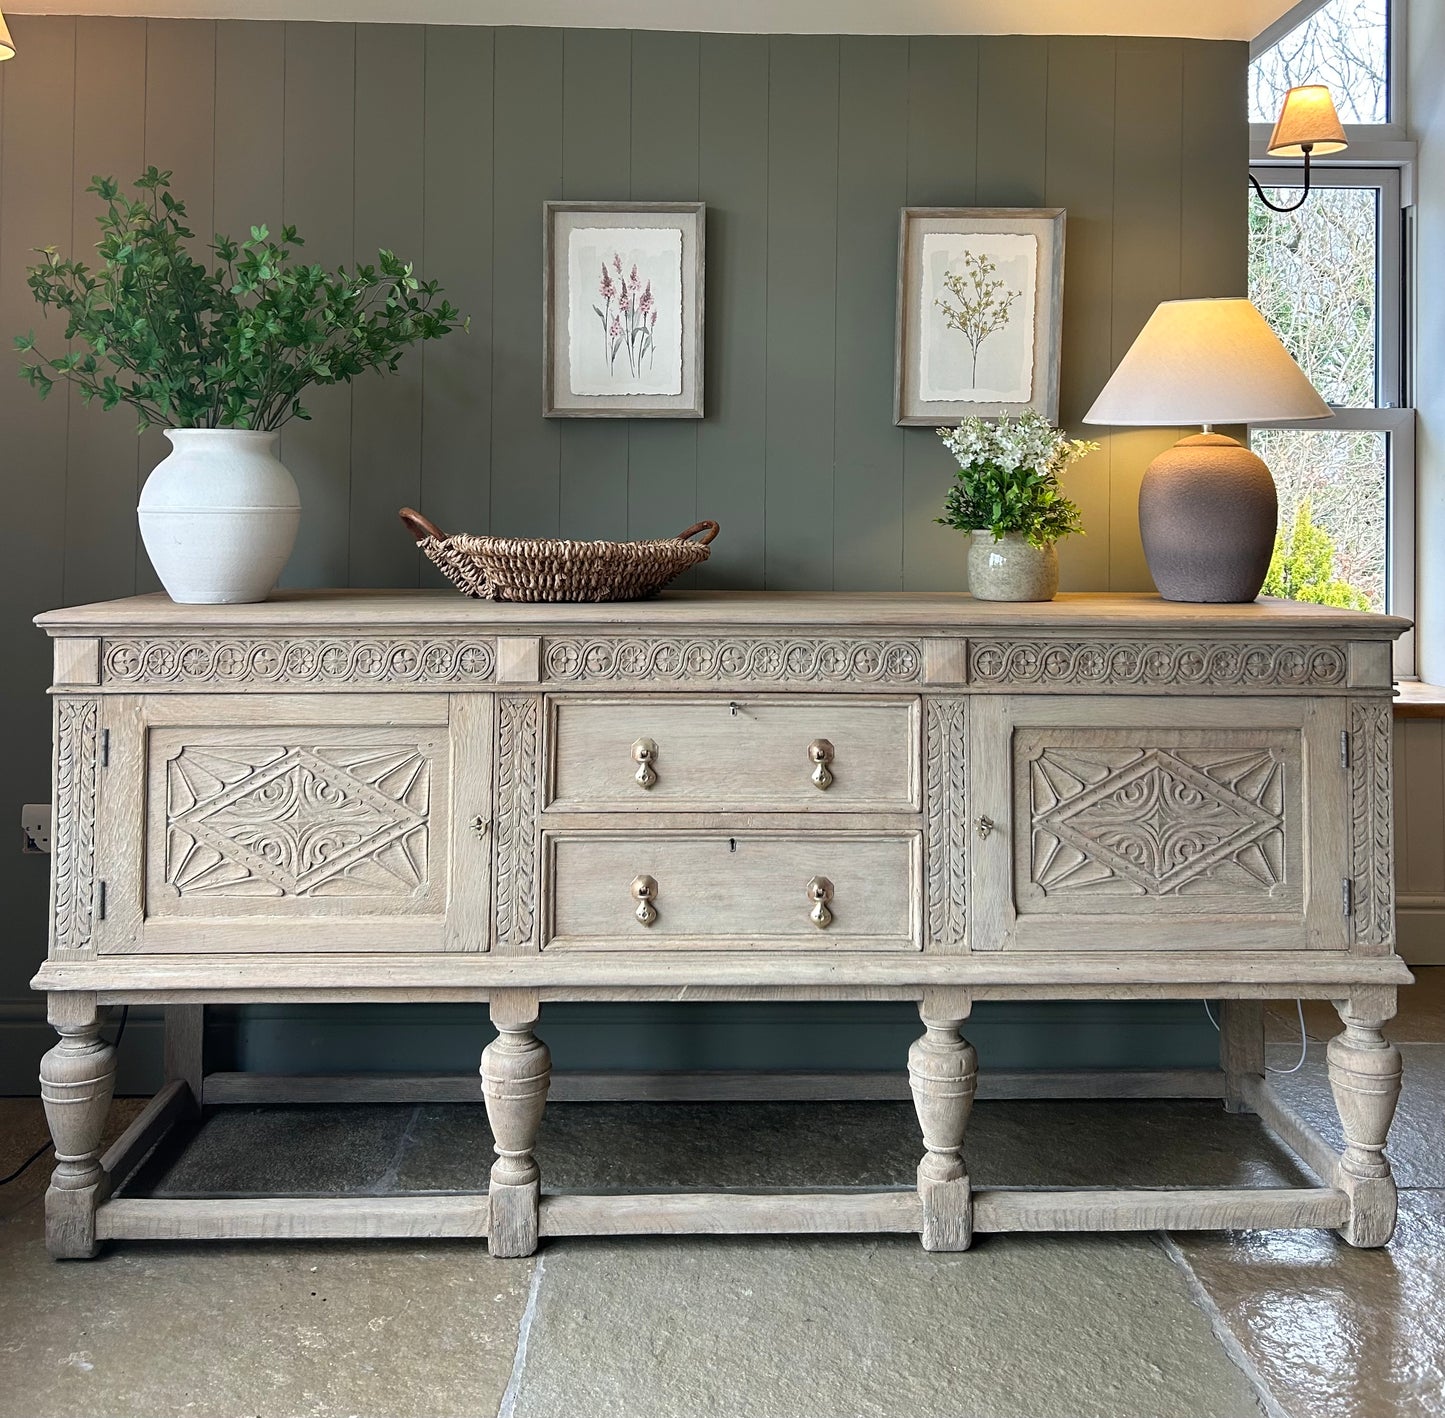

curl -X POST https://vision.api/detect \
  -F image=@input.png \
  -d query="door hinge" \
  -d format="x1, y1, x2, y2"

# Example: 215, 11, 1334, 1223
1342, 877, 1354, 917
1340, 729, 1351, 770
101, 728, 110, 768
97, 880, 107, 922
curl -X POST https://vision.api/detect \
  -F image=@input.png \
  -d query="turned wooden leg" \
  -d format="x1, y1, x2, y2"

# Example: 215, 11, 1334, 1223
1219, 1000, 1265, 1114
908, 992, 977, 1252
1328, 987, 1402, 1248
39, 994, 116, 1260
481, 990, 550, 1258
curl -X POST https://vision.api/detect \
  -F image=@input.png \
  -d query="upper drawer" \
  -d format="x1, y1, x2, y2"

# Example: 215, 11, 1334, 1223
547, 696, 920, 812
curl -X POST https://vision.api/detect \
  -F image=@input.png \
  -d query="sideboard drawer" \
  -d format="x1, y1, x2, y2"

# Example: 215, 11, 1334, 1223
544, 831, 920, 949
548, 696, 920, 812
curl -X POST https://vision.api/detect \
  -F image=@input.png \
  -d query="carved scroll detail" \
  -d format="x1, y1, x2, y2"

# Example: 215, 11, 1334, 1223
970, 639, 1347, 690
543, 637, 922, 686
1349, 701, 1395, 948
166, 745, 432, 898
53, 699, 99, 952
103, 636, 495, 687
925, 698, 968, 947
495, 697, 541, 951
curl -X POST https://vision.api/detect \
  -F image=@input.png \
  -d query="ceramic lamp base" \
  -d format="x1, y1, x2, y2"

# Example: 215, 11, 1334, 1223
1138, 432, 1278, 603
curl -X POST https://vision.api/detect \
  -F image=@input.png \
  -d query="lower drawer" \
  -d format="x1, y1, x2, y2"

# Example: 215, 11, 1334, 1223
544, 831, 920, 950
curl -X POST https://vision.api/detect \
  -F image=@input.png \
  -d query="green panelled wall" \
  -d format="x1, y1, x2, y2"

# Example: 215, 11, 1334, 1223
0, 17, 1248, 1089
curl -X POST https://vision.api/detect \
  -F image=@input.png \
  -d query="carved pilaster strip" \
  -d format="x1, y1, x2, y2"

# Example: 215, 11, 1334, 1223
926, 697, 968, 948
1349, 700, 1395, 949
495, 697, 541, 952
53, 698, 99, 954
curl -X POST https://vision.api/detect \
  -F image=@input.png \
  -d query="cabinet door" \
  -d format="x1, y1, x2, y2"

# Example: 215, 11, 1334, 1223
93, 693, 492, 954
968, 695, 1349, 952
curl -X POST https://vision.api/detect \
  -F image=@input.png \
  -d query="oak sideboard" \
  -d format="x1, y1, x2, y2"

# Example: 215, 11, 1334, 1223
31, 590, 1412, 1259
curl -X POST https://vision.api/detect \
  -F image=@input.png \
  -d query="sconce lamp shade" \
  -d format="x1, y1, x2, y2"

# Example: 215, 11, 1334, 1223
0, 12, 14, 62
1267, 84, 1347, 157
1083, 298, 1330, 429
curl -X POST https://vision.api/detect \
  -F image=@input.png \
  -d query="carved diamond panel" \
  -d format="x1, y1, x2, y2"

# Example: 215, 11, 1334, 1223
1027, 744, 1289, 898
166, 745, 432, 898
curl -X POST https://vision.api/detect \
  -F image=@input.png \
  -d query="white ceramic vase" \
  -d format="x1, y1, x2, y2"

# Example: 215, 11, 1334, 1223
138, 429, 300, 604
967, 530, 1059, 602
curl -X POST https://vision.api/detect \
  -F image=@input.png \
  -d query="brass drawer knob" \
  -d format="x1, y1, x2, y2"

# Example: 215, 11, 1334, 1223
806, 876, 834, 929
631, 874, 659, 926
808, 738, 835, 791
632, 737, 658, 789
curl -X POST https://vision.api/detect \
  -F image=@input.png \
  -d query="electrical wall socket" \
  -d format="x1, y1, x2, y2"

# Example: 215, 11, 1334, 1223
22, 803, 52, 854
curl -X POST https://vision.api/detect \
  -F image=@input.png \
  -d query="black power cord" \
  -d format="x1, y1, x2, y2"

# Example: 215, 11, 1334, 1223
0, 1006, 129, 1187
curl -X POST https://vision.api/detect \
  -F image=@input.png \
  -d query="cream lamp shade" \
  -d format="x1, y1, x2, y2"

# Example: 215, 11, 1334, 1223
1083, 297, 1330, 428
0, 11, 14, 62
1267, 84, 1348, 157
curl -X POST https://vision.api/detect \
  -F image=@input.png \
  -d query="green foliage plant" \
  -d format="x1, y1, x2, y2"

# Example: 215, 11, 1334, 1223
17, 169, 465, 432
1263, 497, 1371, 610
935, 410, 1097, 549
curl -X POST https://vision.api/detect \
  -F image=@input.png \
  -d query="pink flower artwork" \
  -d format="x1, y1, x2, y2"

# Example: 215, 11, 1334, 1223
592, 247, 666, 378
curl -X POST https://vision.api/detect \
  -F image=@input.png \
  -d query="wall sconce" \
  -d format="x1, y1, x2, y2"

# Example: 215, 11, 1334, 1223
1250, 85, 1347, 213
0, 11, 14, 61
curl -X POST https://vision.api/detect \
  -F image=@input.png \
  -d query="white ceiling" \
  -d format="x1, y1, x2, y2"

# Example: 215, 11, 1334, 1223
0, 1, 1302, 42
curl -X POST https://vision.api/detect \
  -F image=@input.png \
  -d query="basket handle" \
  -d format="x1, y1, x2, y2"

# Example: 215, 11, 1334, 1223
399, 507, 448, 543
677, 520, 720, 546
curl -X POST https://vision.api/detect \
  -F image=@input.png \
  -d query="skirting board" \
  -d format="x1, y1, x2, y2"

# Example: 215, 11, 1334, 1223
201, 1066, 1227, 1106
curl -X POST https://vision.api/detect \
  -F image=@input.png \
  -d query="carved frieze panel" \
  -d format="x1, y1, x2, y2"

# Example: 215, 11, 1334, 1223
1024, 740, 1292, 900
104, 637, 495, 688
970, 639, 1347, 691
925, 697, 967, 947
165, 744, 432, 899
1349, 700, 1395, 948
53, 698, 99, 952
542, 637, 923, 686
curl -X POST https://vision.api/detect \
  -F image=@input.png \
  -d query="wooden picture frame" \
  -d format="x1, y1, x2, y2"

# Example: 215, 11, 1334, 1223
544, 200, 705, 419
894, 206, 1065, 426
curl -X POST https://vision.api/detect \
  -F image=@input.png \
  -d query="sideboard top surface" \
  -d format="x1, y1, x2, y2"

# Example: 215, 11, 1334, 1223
34, 590, 1412, 638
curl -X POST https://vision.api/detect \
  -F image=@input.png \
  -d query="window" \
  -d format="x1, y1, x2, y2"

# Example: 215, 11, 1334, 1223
1247, 0, 1413, 671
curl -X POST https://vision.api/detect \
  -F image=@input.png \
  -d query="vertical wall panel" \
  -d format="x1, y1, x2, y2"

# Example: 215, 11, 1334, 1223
558, 28, 632, 542
765, 35, 839, 589
420, 25, 495, 551
350, 24, 426, 587
280, 22, 355, 587
491, 26, 563, 537
833, 36, 908, 591
902, 36, 979, 591
1045, 36, 1116, 590
975, 37, 1048, 206
63, 18, 145, 610
695, 33, 769, 588
214, 21, 283, 242
1181, 41, 1249, 299
627, 29, 701, 542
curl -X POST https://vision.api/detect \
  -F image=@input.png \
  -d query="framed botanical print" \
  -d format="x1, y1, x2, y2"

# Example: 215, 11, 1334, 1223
893, 207, 1065, 426
544, 200, 705, 418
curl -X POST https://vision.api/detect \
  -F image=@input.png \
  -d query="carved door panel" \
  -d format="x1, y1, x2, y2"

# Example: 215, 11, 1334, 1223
93, 693, 492, 954
968, 695, 1350, 952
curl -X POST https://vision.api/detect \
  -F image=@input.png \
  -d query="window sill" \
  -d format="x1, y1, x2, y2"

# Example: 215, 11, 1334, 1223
1394, 683, 1445, 718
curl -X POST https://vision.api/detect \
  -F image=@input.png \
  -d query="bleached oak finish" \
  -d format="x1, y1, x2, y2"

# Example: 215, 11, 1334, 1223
31, 591, 1413, 1257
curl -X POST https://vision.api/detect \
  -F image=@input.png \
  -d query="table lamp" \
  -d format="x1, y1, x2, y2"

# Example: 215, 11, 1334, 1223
1083, 298, 1330, 603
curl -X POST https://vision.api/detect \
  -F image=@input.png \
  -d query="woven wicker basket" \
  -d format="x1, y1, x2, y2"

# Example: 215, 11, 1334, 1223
400, 508, 719, 603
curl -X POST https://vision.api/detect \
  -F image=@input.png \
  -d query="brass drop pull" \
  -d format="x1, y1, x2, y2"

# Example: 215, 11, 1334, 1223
470, 814, 490, 841
808, 739, 835, 791
976, 815, 995, 840
631, 874, 659, 926
632, 737, 658, 790
806, 876, 834, 929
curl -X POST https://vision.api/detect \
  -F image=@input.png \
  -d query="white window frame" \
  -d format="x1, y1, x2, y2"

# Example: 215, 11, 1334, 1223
1248, 161, 1416, 673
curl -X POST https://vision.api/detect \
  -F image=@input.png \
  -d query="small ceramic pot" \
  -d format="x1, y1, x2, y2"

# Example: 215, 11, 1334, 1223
138, 429, 301, 604
967, 530, 1059, 602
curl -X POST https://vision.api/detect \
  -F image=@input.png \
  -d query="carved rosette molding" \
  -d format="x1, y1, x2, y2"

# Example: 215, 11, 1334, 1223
925, 698, 968, 947
969, 639, 1348, 690
1349, 701, 1395, 948
542, 637, 923, 686
495, 697, 541, 951
101, 637, 496, 687
53, 698, 99, 953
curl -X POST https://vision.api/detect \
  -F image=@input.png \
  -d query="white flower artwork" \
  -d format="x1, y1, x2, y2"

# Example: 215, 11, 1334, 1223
918, 232, 1038, 405
567, 226, 684, 398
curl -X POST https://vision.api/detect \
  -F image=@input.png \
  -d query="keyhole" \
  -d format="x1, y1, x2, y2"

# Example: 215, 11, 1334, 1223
729, 701, 740, 717
729, 838, 737, 853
